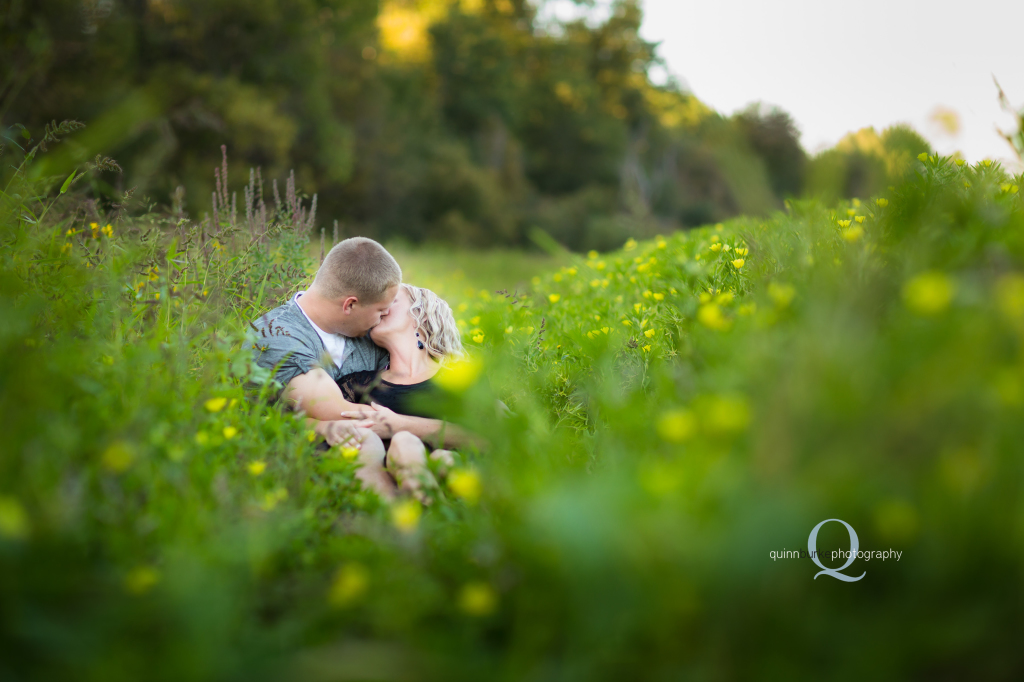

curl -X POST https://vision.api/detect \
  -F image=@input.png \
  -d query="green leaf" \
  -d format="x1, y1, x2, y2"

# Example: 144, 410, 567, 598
59, 170, 77, 195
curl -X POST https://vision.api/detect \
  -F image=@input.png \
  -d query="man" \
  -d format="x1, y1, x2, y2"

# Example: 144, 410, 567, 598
250, 237, 449, 449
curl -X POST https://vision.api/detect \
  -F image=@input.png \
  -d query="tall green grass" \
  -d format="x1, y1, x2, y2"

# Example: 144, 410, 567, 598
3, 125, 1024, 680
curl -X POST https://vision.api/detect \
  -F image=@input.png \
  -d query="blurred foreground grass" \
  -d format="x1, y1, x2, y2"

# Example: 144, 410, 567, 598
3, 127, 1024, 681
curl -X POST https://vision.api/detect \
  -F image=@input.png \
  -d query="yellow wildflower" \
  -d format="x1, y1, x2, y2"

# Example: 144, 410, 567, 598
596, 261, 606, 270
329, 563, 369, 606
248, 460, 266, 476
768, 282, 795, 307
643, 290, 653, 299
590, 279, 601, 287
459, 582, 497, 616
731, 259, 745, 269
392, 499, 422, 533
125, 567, 160, 595
435, 355, 483, 392
205, 397, 228, 412
656, 408, 697, 443
697, 304, 730, 331
260, 487, 288, 512
710, 243, 722, 252
657, 240, 667, 249
622, 320, 632, 327
903, 271, 955, 315
548, 294, 560, 303
588, 250, 599, 259
340, 446, 360, 460
624, 238, 637, 251
223, 426, 238, 440
0, 497, 29, 540
876, 198, 889, 207
102, 441, 135, 473
847, 209, 857, 216
472, 333, 484, 343
703, 394, 751, 434
918, 152, 929, 161
448, 468, 482, 504
642, 344, 652, 352
653, 293, 665, 301
841, 226, 864, 242
644, 329, 656, 338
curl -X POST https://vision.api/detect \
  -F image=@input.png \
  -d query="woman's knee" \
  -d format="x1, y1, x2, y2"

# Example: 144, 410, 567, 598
387, 431, 427, 469
351, 428, 385, 467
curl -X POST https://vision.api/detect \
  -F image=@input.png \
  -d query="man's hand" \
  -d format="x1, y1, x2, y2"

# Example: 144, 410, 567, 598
339, 402, 404, 439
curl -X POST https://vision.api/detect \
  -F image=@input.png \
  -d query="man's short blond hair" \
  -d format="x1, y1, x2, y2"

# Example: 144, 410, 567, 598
311, 237, 402, 303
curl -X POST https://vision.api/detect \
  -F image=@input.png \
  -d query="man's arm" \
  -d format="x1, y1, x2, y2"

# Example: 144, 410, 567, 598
285, 368, 370, 421
285, 369, 386, 447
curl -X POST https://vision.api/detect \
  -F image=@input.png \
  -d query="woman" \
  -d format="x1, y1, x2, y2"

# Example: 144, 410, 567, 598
336, 283, 471, 501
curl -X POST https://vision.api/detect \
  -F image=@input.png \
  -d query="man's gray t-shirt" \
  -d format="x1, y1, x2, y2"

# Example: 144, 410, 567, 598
251, 300, 389, 390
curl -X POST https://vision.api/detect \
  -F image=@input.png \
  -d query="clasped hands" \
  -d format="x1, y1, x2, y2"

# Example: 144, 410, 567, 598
319, 402, 402, 449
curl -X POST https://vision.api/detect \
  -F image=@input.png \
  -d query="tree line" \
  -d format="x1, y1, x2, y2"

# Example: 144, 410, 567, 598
1, 0, 930, 249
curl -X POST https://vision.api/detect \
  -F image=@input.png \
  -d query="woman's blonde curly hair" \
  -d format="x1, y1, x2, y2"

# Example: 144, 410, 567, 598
402, 284, 463, 361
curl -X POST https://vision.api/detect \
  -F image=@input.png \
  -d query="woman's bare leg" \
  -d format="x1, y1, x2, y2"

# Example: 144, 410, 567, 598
386, 431, 438, 501
350, 428, 398, 501
429, 449, 455, 476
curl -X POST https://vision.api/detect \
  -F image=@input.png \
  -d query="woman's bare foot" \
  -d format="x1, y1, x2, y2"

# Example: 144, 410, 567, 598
386, 431, 440, 504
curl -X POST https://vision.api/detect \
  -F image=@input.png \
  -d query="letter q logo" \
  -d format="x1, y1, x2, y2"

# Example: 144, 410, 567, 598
808, 518, 866, 582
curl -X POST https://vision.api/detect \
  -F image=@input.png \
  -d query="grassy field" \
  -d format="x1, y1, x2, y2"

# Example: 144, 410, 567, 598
3, 141, 1024, 680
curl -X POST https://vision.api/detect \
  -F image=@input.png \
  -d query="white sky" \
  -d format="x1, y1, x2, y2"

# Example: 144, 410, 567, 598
539, 0, 1024, 168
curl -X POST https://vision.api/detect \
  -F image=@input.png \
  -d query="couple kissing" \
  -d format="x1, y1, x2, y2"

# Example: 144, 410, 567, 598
251, 237, 474, 502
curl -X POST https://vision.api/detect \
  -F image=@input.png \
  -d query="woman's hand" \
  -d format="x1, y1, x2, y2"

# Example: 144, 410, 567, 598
339, 402, 403, 439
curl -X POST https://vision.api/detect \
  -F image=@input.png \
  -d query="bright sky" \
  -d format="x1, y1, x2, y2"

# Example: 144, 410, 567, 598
540, 0, 1024, 168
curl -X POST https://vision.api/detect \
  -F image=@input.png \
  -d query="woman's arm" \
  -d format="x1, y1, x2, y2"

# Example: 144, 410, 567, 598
339, 403, 487, 451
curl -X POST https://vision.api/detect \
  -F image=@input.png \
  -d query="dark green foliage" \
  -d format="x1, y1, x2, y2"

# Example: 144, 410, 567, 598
3, 0, 807, 248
